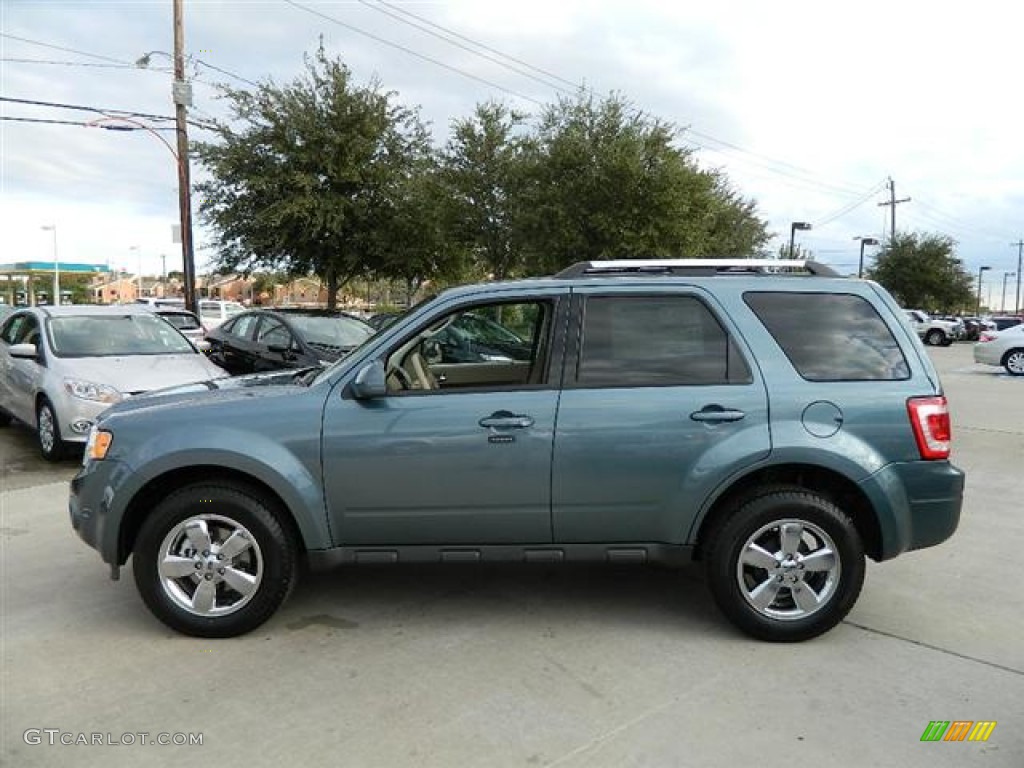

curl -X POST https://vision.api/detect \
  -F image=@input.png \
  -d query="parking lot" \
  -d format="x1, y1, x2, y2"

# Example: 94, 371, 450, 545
1, 342, 1021, 767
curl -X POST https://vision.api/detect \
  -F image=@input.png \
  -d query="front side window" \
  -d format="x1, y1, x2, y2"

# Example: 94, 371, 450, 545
577, 295, 751, 387
745, 292, 910, 381
385, 300, 552, 394
224, 314, 259, 340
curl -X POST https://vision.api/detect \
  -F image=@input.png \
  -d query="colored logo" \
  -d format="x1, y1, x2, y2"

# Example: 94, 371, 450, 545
921, 721, 996, 742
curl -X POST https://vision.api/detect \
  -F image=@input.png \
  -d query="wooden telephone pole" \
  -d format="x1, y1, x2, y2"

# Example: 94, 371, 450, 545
173, 0, 198, 316
877, 177, 910, 241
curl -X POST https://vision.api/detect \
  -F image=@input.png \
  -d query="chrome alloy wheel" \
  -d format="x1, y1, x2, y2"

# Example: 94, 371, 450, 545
157, 514, 264, 617
1005, 350, 1024, 375
38, 405, 56, 453
736, 518, 841, 621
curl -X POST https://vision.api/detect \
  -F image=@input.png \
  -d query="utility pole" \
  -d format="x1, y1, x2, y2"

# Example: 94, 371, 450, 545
877, 177, 911, 242
173, 0, 198, 317
1013, 240, 1023, 315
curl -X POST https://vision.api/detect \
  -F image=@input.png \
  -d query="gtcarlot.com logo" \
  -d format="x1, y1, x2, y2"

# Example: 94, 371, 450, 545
23, 730, 203, 747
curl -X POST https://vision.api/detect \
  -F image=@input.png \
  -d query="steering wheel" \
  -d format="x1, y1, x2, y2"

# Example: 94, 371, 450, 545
387, 362, 415, 390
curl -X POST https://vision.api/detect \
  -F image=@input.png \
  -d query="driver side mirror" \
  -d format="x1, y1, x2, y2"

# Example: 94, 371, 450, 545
350, 360, 387, 400
9, 342, 39, 360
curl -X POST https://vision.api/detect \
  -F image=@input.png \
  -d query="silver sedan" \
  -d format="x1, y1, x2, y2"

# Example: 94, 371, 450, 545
0, 305, 226, 460
973, 323, 1024, 376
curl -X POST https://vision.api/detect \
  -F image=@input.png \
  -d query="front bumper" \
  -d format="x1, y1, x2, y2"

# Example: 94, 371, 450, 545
70, 457, 130, 567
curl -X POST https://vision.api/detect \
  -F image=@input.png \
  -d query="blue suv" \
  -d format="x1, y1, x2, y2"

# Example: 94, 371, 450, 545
70, 260, 964, 641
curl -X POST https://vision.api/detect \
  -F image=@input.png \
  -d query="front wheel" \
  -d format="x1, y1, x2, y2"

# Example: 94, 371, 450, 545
36, 398, 67, 462
704, 488, 865, 642
925, 329, 945, 346
132, 483, 298, 637
1003, 349, 1024, 376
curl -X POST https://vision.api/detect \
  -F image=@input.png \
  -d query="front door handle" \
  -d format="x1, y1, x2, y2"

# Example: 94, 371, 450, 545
690, 405, 746, 423
479, 411, 535, 429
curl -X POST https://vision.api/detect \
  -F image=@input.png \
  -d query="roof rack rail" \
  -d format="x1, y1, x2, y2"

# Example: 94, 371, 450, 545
553, 259, 840, 279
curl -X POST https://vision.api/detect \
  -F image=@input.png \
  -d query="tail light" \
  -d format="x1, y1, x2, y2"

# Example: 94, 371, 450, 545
907, 396, 951, 460
979, 332, 996, 342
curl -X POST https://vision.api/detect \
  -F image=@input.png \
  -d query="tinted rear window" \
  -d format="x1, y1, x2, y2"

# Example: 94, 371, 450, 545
744, 292, 910, 381
577, 295, 752, 386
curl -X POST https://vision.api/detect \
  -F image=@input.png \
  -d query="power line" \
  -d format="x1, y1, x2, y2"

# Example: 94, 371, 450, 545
0, 57, 172, 72
0, 115, 175, 130
813, 180, 889, 228
375, 0, 579, 91
281, 0, 545, 105
0, 32, 130, 65
355, 0, 574, 95
0, 95, 216, 130
194, 59, 260, 88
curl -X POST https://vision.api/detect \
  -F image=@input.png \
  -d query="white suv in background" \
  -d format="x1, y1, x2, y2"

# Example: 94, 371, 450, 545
198, 300, 246, 329
903, 309, 962, 346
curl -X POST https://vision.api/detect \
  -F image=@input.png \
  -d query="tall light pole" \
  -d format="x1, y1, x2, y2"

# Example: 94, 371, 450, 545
789, 221, 812, 259
1013, 240, 1023, 315
855, 236, 880, 278
976, 266, 991, 317
1002, 272, 1016, 312
41, 225, 58, 304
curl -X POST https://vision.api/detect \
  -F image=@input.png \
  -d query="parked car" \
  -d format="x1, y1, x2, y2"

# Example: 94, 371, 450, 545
198, 299, 247, 329
973, 324, 1024, 375
988, 315, 1023, 331
206, 308, 375, 375
70, 259, 963, 641
903, 309, 961, 345
151, 307, 210, 352
0, 305, 226, 460
955, 316, 996, 342
135, 297, 186, 309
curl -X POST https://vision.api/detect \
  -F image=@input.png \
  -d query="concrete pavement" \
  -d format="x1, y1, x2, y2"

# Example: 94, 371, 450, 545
2, 343, 1022, 767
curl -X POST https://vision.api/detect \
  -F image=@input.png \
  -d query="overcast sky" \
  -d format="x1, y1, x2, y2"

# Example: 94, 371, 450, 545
2, 0, 1022, 304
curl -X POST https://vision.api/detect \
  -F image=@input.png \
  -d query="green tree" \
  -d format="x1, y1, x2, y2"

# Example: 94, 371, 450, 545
867, 232, 973, 311
194, 45, 433, 308
515, 91, 769, 274
439, 102, 527, 280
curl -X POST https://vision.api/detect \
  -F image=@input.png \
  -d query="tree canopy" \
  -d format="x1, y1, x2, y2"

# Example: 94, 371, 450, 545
194, 46, 433, 308
867, 233, 974, 311
194, 50, 771, 300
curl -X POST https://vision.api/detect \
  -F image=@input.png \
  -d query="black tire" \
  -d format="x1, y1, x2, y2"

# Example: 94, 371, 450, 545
704, 487, 865, 642
925, 329, 945, 346
132, 483, 298, 637
940, 336, 953, 347
0, 409, 11, 427
1003, 349, 1024, 376
36, 398, 67, 462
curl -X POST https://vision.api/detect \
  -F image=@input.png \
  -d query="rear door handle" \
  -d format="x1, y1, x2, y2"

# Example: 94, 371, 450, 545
479, 411, 535, 429
690, 405, 746, 423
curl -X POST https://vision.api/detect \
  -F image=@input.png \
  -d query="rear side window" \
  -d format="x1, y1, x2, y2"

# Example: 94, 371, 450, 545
744, 292, 910, 381
577, 295, 752, 387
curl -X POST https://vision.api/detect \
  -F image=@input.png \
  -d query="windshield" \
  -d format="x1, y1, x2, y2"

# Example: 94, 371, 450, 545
48, 314, 198, 357
288, 314, 375, 349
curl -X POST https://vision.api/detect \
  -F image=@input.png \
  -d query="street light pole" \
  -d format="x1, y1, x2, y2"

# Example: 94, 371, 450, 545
41, 225, 58, 304
855, 236, 880, 278
976, 266, 991, 317
131, 245, 142, 299
789, 221, 812, 259
1002, 272, 1016, 312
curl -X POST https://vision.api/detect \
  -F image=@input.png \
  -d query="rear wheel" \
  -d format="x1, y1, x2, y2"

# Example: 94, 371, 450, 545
704, 487, 865, 642
36, 398, 67, 462
132, 483, 298, 637
1003, 349, 1024, 376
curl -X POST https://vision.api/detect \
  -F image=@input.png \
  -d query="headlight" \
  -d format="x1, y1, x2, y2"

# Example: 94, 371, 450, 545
83, 426, 113, 462
64, 378, 123, 403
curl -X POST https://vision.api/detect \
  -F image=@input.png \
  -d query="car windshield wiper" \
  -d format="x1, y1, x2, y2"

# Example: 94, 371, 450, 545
295, 366, 323, 386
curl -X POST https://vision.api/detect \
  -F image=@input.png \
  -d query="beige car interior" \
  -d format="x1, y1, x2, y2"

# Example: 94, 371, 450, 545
385, 304, 548, 394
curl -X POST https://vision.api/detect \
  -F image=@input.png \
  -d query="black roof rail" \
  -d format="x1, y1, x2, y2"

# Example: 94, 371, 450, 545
553, 259, 840, 279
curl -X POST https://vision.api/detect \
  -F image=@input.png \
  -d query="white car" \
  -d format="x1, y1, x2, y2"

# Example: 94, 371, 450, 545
198, 299, 246, 329
0, 305, 226, 460
973, 324, 1024, 376
903, 309, 961, 346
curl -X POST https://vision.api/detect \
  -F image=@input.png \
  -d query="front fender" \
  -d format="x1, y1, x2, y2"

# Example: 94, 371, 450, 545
106, 426, 332, 556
